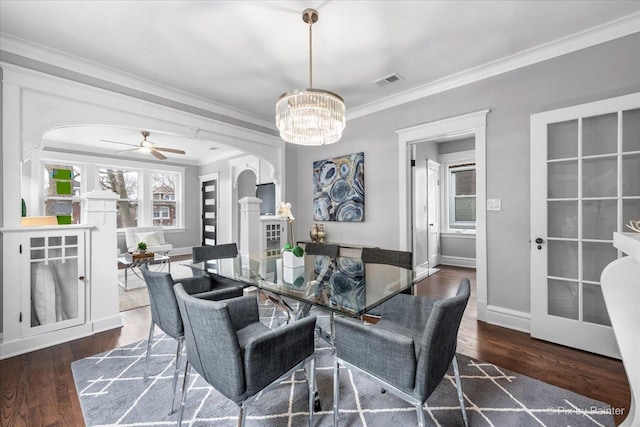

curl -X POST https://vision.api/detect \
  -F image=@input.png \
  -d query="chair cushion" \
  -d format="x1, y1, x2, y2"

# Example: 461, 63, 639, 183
136, 231, 163, 247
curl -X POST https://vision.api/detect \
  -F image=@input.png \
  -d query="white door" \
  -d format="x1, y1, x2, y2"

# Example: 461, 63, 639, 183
530, 92, 640, 359
427, 160, 441, 268
412, 152, 429, 270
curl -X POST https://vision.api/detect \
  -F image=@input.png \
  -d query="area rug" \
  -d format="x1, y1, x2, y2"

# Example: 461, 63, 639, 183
72, 303, 616, 426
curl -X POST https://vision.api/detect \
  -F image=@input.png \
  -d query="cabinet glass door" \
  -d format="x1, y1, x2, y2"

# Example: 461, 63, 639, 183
22, 230, 86, 336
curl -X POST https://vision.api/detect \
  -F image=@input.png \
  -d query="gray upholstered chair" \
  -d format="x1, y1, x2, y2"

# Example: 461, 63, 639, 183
333, 279, 471, 427
361, 247, 413, 270
174, 285, 317, 427
305, 243, 340, 257
139, 264, 244, 414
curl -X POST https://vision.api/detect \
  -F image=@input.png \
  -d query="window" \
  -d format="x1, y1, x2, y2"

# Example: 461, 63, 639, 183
152, 172, 178, 226
448, 163, 476, 231
43, 163, 83, 224
98, 168, 139, 228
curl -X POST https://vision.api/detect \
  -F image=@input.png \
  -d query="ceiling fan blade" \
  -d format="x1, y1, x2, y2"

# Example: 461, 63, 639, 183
100, 139, 138, 147
154, 147, 186, 154
115, 147, 140, 154
150, 148, 167, 160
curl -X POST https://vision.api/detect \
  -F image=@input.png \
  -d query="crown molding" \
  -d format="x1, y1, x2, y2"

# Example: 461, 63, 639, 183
0, 32, 277, 131
348, 12, 640, 120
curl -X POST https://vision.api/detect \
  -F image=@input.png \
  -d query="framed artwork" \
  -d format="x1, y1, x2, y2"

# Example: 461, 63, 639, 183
313, 152, 364, 222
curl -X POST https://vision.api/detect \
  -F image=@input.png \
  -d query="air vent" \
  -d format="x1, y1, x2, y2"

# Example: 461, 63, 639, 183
373, 73, 402, 87
208, 147, 218, 151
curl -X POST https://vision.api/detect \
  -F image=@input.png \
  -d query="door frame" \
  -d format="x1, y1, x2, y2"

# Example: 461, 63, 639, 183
397, 109, 489, 321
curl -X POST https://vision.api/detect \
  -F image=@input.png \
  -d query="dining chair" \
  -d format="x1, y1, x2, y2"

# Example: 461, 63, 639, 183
360, 247, 413, 270
305, 243, 340, 257
174, 284, 317, 427
333, 279, 471, 427
139, 264, 244, 414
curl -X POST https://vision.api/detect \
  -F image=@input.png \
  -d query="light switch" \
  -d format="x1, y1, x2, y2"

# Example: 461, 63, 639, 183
487, 198, 502, 211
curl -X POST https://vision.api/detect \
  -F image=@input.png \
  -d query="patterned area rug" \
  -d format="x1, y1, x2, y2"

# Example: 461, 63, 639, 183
72, 302, 615, 426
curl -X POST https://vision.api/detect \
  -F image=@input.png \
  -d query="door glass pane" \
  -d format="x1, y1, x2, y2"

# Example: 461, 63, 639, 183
582, 157, 617, 197
583, 284, 611, 326
622, 153, 640, 197
548, 120, 578, 160
548, 161, 578, 198
548, 240, 578, 279
583, 200, 617, 240
623, 199, 640, 228
30, 255, 79, 327
623, 108, 640, 152
583, 242, 618, 282
583, 113, 617, 156
548, 201, 578, 238
548, 279, 579, 320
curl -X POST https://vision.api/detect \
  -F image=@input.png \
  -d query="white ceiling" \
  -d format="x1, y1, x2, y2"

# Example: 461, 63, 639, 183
2, 0, 640, 164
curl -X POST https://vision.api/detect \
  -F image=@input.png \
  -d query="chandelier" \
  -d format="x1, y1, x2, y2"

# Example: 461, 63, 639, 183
276, 9, 346, 146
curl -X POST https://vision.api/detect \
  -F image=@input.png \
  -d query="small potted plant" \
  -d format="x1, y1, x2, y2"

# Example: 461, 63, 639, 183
137, 241, 148, 253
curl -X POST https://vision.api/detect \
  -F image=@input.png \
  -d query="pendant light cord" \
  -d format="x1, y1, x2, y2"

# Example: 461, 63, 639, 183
308, 10, 313, 88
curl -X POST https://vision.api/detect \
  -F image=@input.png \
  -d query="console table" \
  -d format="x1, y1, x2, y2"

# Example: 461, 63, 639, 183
601, 232, 640, 427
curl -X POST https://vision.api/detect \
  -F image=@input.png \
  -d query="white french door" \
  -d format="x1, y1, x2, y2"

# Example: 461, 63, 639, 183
531, 92, 640, 358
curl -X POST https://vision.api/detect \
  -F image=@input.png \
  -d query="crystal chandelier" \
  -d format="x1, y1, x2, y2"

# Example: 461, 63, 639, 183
276, 9, 346, 146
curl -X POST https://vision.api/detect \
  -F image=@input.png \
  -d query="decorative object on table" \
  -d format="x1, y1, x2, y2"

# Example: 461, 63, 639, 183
309, 223, 319, 242
313, 152, 364, 222
275, 8, 345, 146
317, 223, 326, 243
124, 251, 155, 262
626, 219, 640, 233
21, 198, 27, 217
277, 202, 305, 266
137, 241, 148, 253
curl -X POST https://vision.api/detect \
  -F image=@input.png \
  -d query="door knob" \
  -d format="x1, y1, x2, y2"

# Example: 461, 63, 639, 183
535, 237, 543, 250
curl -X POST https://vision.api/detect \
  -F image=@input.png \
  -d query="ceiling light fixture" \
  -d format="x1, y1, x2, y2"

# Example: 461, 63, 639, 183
275, 8, 346, 146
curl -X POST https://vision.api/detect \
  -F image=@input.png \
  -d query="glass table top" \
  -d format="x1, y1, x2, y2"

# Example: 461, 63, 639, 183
187, 251, 415, 317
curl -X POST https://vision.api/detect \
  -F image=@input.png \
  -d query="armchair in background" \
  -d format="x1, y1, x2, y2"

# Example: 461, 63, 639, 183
124, 226, 172, 255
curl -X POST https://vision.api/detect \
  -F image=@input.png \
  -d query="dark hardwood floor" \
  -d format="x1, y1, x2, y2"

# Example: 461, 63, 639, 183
0, 266, 631, 426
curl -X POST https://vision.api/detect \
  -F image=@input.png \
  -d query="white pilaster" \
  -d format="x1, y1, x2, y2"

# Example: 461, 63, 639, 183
83, 190, 122, 332
238, 197, 261, 254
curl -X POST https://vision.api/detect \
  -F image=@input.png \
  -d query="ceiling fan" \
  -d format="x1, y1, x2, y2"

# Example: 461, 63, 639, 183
101, 131, 186, 160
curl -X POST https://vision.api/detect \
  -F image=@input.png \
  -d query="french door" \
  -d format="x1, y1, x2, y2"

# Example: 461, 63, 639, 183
531, 92, 640, 358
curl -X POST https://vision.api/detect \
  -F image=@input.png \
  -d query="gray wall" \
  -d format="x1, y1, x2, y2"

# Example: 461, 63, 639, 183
289, 33, 640, 314
438, 137, 475, 155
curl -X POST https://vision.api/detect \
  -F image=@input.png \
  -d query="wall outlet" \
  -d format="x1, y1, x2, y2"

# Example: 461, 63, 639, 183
487, 198, 502, 211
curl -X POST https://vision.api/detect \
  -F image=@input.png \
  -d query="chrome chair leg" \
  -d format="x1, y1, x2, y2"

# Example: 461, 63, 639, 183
307, 357, 315, 427
144, 322, 155, 378
333, 360, 339, 427
176, 361, 191, 427
452, 355, 469, 427
415, 402, 427, 427
169, 336, 184, 414
237, 404, 246, 427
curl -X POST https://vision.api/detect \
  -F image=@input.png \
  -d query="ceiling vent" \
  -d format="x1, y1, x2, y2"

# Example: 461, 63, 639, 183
373, 73, 402, 87
208, 147, 218, 151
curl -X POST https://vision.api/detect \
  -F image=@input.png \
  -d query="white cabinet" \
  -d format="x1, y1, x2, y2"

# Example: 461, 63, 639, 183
1, 225, 95, 359
260, 218, 285, 257
21, 229, 87, 337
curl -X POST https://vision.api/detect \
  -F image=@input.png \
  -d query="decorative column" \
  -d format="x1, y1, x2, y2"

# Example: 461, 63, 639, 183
238, 196, 261, 254
601, 232, 640, 427
83, 190, 122, 332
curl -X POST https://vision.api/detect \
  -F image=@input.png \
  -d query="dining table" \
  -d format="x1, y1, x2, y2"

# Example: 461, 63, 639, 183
186, 249, 416, 411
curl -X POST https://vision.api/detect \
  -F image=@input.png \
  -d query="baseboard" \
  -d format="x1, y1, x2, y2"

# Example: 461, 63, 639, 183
92, 315, 123, 333
440, 255, 476, 268
486, 305, 531, 333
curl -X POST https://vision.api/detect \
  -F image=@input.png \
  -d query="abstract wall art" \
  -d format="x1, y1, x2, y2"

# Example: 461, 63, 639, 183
313, 152, 364, 222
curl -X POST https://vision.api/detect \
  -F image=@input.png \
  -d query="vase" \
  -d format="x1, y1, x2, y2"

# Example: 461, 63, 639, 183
310, 223, 319, 242
317, 224, 326, 243
282, 250, 305, 268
